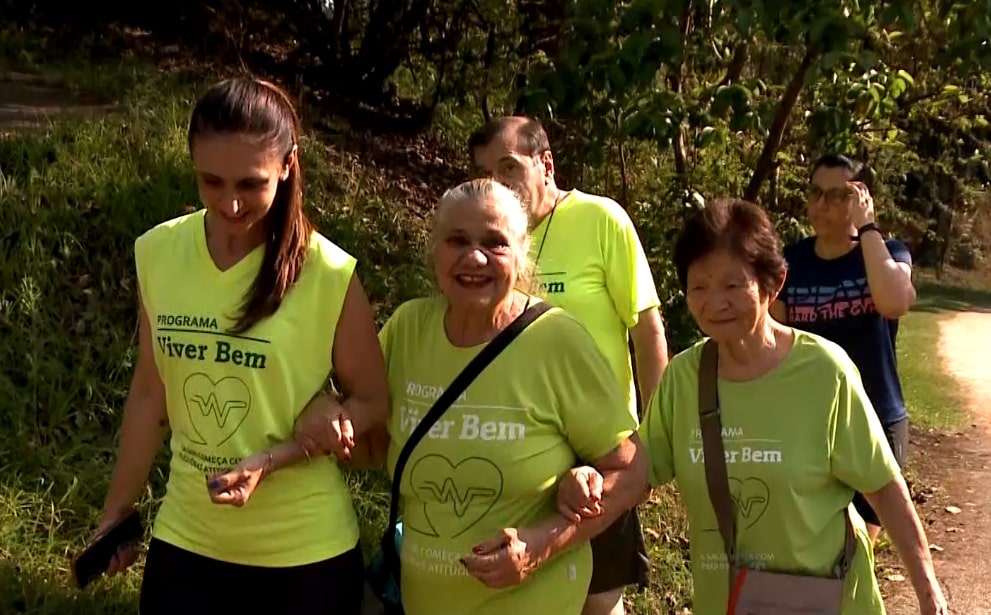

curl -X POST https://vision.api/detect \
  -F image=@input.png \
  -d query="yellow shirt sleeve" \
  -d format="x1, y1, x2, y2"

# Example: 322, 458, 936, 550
828, 362, 901, 494
545, 312, 639, 462
636, 353, 679, 486
600, 204, 661, 329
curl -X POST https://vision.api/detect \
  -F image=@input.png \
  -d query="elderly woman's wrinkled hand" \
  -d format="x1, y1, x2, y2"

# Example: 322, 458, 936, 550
294, 392, 355, 461
556, 466, 604, 523
460, 527, 548, 589
920, 587, 949, 615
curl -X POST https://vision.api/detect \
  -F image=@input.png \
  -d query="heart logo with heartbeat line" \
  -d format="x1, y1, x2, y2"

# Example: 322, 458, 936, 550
407, 455, 503, 538
729, 477, 770, 528
182, 373, 252, 446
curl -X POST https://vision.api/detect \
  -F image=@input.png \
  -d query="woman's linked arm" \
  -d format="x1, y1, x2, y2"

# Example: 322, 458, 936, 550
342, 424, 390, 470
293, 273, 390, 463
327, 274, 390, 438
248, 275, 389, 472
530, 434, 648, 551
210, 274, 390, 505
462, 434, 648, 588
297, 393, 391, 471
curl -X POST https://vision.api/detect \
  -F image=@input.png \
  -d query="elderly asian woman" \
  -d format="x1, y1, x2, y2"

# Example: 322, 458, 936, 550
559, 199, 947, 615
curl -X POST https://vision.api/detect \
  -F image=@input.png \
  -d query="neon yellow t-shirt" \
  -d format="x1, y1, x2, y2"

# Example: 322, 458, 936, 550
530, 190, 660, 418
638, 331, 900, 615
135, 209, 360, 567
380, 297, 637, 615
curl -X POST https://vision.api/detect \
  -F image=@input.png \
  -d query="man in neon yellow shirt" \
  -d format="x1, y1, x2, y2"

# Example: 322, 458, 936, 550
470, 116, 669, 615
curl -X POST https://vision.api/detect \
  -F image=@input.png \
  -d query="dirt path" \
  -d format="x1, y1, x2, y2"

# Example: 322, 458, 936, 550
882, 311, 991, 615
0, 69, 113, 135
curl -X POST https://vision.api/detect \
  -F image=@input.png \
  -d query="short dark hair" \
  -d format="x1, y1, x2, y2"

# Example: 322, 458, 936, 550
811, 154, 873, 186
673, 199, 787, 297
468, 116, 551, 157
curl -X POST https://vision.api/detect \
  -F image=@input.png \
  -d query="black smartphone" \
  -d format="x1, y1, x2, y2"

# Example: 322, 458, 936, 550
72, 510, 143, 590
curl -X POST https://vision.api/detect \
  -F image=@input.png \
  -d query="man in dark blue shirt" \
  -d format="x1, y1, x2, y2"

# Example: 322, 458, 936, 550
771, 154, 918, 544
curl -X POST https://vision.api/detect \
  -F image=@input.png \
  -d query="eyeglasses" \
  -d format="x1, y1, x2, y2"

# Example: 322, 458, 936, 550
806, 184, 852, 207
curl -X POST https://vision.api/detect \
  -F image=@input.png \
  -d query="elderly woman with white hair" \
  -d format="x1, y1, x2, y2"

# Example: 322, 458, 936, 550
298, 178, 648, 615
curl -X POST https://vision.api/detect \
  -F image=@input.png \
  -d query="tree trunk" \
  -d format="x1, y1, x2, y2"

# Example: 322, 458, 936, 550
619, 140, 630, 208
667, 67, 689, 179
769, 162, 779, 210
428, 1, 470, 117
720, 42, 748, 87
330, 0, 351, 61
480, 25, 497, 122
514, 0, 570, 114
744, 42, 819, 202
669, 0, 695, 183
349, 0, 432, 103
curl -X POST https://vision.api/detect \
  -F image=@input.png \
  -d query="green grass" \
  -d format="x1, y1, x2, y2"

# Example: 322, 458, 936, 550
894, 272, 991, 431
0, 481, 139, 614
627, 486, 693, 614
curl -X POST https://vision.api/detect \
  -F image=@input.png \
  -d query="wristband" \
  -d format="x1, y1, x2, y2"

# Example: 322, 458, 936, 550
856, 222, 880, 239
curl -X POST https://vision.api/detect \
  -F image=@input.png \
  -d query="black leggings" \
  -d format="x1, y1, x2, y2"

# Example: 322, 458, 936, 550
139, 538, 365, 615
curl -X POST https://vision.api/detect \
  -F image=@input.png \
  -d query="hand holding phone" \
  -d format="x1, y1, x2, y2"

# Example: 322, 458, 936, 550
73, 509, 143, 590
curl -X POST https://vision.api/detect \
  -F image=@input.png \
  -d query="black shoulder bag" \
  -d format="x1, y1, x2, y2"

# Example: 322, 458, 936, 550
363, 301, 552, 615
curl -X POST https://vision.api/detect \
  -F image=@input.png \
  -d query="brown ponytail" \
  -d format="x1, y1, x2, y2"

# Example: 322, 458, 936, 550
188, 77, 314, 334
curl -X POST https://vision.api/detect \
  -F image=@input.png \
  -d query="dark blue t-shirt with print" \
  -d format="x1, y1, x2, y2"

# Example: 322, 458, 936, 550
781, 236, 912, 426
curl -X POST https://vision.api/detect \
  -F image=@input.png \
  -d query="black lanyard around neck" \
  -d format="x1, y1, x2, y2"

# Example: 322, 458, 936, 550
524, 191, 564, 311
532, 191, 565, 269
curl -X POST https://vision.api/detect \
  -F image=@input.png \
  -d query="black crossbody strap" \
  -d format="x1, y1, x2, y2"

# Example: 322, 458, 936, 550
382, 301, 552, 558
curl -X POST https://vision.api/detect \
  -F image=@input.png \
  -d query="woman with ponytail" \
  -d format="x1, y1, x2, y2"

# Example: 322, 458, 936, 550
90, 77, 389, 614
